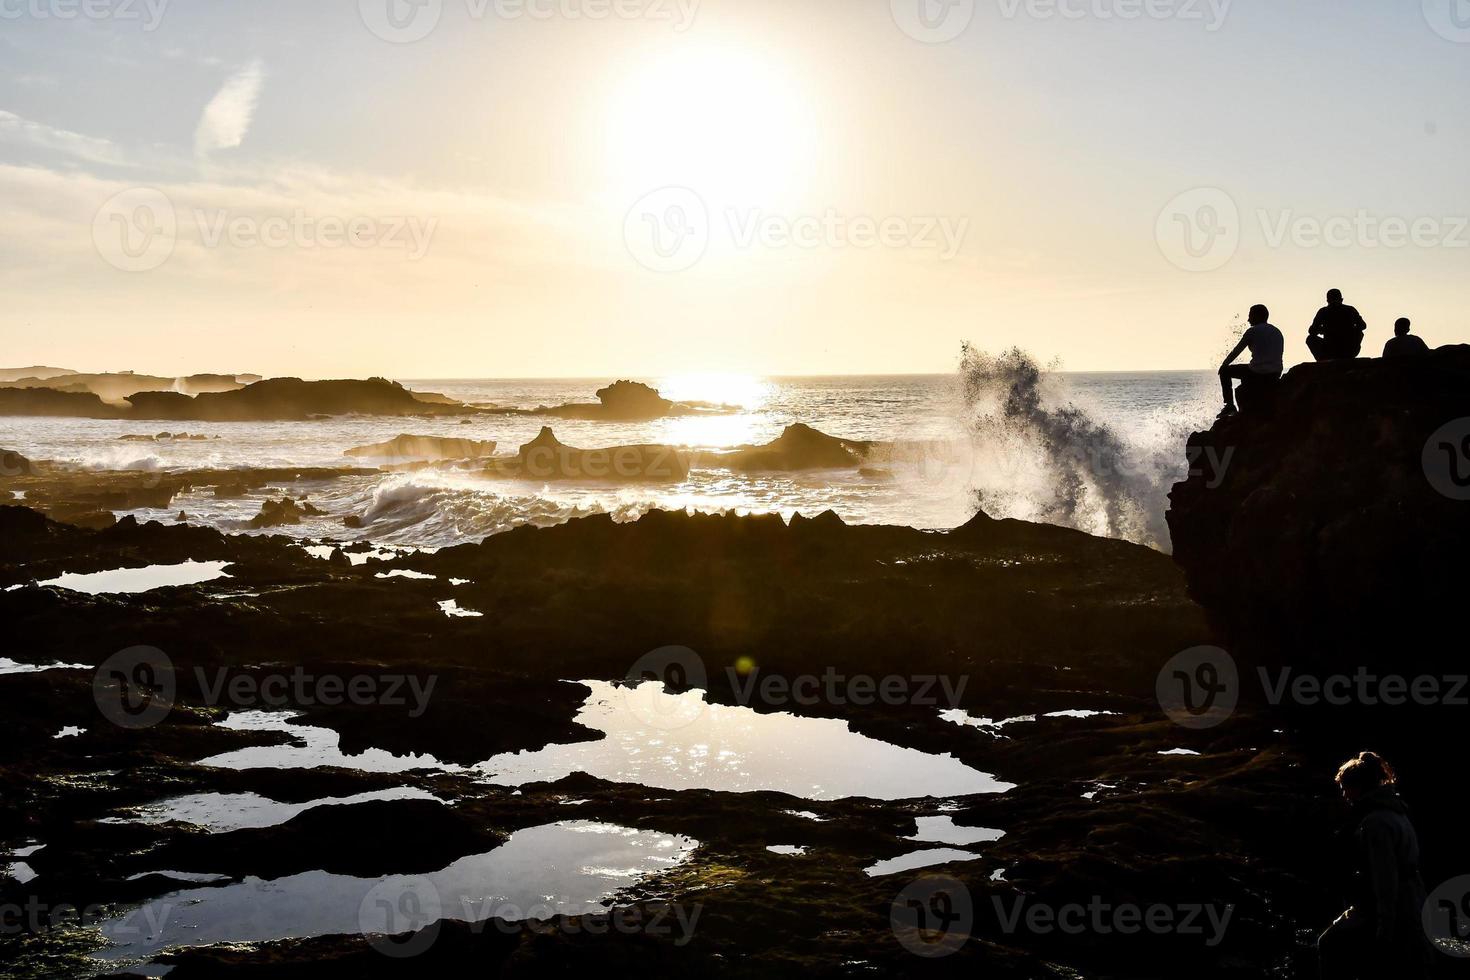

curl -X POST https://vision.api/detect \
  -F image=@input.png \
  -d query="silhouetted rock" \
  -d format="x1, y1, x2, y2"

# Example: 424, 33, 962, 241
1167, 345, 1470, 662
593, 380, 674, 419
344, 434, 497, 461
702, 423, 876, 471
0, 387, 120, 418
128, 377, 474, 421
523, 381, 735, 421
248, 496, 327, 528
499, 427, 690, 481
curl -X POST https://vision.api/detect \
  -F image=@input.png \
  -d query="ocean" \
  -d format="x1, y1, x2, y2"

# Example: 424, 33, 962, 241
0, 371, 1218, 551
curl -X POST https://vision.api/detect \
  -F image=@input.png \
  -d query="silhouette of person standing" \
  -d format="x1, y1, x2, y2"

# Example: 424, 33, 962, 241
1217, 304, 1284, 417
1317, 752, 1433, 980
1383, 318, 1431, 359
1308, 289, 1367, 361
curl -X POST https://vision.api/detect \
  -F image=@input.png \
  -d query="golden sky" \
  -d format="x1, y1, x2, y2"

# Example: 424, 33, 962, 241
1, 0, 1466, 378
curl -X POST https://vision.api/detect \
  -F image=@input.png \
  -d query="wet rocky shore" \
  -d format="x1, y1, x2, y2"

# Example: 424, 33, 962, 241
3, 350, 1468, 978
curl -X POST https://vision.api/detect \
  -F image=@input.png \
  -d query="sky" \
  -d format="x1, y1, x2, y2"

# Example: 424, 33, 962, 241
0, 0, 1467, 379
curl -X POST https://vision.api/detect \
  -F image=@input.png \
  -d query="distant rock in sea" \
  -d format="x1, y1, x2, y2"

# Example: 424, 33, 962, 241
519, 380, 736, 421
700, 423, 876, 472
126, 378, 475, 422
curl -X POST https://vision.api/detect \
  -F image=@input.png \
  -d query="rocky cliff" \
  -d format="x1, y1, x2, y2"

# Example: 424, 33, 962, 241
1166, 345, 1470, 664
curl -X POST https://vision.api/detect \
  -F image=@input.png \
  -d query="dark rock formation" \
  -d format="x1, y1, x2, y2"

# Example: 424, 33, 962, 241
700, 423, 875, 471
498, 427, 690, 481
0, 387, 120, 418
127, 377, 473, 421
515, 381, 735, 421
344, 434, 497, 461
593, 380, 674, 419
249, 496, 327, 528
1167, 345, 1470, 662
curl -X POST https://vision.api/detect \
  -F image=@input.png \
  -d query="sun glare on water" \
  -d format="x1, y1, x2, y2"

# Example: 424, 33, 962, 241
655, 372, 772, 409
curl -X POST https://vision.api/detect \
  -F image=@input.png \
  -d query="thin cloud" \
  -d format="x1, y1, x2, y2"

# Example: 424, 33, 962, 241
0, 110, 126, 166
194, 59, 265, 159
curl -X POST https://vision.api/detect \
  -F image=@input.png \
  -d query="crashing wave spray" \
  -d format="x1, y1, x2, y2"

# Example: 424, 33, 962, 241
958, 345, 1195, 551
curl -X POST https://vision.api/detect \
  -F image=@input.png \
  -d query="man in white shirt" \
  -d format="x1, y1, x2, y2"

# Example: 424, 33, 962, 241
1218, 304, 1285, 418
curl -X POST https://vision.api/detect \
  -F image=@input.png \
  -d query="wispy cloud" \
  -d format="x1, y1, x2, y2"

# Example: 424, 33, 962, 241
0, 110, 127, 166
194, 59, 265, 159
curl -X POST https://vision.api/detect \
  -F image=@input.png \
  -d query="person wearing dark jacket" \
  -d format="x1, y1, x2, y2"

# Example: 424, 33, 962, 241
1383, 318, 1431, 359
1308, 289, 1367, 361
1317, 752, 1433, 979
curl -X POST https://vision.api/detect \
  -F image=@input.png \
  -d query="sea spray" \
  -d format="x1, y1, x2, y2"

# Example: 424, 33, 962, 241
958, 345, 1196, 550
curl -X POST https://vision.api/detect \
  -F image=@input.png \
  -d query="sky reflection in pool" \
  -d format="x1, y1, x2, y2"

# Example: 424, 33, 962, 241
114, 788, 443, 833
475, 681, 1014, 801
198, 711, 463, 773
35, 560, 230, 595
197, 682, 1014, 801
95, 820, 695, 961
864, 848, 983, 877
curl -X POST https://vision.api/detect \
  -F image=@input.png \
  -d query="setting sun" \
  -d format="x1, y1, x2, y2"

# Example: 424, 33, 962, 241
602, 42, 817, 205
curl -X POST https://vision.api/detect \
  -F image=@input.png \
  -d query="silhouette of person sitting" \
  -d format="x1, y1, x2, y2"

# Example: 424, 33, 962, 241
1382, 318, 1430, 359
1317, 752, 1433, 980
1308, 289, 1367, 361
1218, 304, 1284, 418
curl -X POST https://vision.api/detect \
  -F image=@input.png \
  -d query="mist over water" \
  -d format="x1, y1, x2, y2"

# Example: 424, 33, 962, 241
958, 347, 1211, 551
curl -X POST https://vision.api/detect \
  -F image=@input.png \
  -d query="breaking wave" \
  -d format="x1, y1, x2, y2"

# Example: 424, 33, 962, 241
958, 345, 1205, 551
